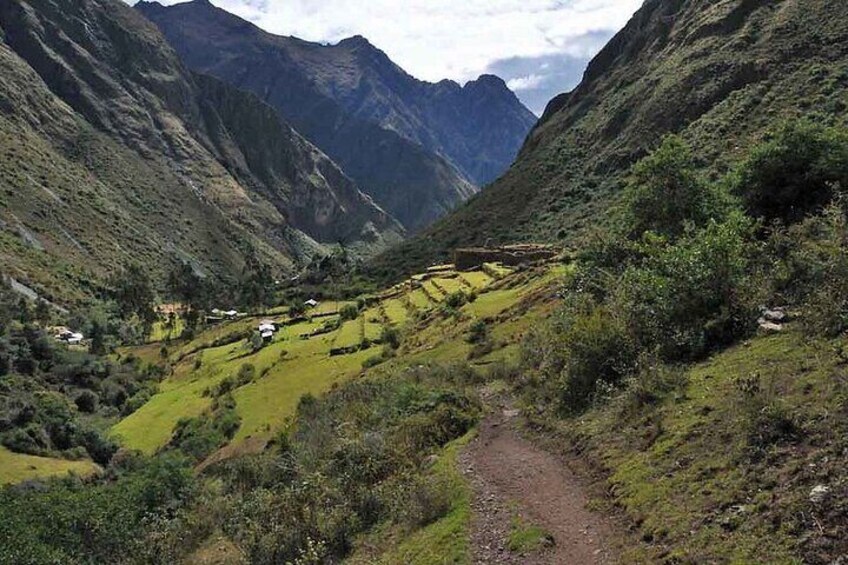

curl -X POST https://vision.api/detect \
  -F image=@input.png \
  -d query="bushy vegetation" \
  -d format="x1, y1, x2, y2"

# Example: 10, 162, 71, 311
732, 120, 848, 223
209, 364, 479, 563
0, 362, 480, 563
0, 454, 198, 564
0, 283, 156, 465
525, 121, 848, 414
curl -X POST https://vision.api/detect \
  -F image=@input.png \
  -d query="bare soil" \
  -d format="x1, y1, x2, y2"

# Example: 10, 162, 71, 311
461, 401, 619, 564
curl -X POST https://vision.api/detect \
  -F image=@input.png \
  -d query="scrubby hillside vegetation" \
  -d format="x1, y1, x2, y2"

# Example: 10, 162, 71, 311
0, 251, 561, 562
369, 0, 848, 281
511, 119, 848, 563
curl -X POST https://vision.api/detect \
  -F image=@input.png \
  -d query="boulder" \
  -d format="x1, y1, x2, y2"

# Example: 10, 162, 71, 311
809, 484, 830, 505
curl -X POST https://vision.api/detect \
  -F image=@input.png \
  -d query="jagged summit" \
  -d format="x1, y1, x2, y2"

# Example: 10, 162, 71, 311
137, 0, 537, 230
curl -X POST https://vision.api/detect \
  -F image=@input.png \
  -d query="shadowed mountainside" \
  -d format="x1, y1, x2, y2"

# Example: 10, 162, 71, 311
0, 0, 402, 303
137, 0, 537, 231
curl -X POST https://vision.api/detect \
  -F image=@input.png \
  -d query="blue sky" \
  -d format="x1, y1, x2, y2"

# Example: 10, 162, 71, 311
132, 0, 643, 114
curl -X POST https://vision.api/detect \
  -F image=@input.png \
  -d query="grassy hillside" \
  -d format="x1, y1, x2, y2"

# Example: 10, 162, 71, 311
0, 446, 99, 485
111, 262, 563, 458
0, 0, 401, 305
518, 327, 848, 564
368, 0, 848, 282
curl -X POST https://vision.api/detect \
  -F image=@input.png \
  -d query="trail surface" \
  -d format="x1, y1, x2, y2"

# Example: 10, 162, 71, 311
461, 401, 619, 564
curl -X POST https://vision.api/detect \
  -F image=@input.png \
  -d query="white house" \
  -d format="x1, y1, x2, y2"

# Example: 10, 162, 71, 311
304, 299, 319, 308
258, 320, 276, 332
55, 329, 84, 345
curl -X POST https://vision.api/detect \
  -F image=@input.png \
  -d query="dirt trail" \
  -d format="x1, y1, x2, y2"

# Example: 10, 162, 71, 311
461, 401, 618, 564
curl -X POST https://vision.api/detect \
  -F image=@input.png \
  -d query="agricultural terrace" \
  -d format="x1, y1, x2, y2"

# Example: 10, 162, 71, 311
110, 262, 567, 464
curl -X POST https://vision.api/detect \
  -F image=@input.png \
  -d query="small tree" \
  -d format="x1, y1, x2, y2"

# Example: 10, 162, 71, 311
34, 300, 51, 325
239, 254, 274, 312
624, 135, 728, 238
733, 119, 848, 223
111, 264, 157, 336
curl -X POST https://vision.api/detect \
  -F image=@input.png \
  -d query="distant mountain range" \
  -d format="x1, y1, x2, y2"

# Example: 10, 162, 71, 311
0, 0, 402, 302
136, 0, 538, 231
369, 0, 848, 279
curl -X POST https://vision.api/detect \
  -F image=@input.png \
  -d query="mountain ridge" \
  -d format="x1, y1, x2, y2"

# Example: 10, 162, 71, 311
136, 0, 537, 230
368, 0, 848, 281
0, 0, 402, 304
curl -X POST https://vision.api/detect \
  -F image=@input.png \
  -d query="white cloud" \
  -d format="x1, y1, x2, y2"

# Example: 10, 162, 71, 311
507, 74, 545, 91
132, 0, 643, 112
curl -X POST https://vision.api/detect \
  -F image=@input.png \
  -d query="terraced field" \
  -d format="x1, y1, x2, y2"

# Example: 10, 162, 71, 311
110, 262, 559, 459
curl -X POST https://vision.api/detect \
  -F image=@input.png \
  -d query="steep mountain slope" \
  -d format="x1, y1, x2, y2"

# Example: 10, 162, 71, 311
369, 0, 848, 279
0, 0, 401, 304
136, 0, 537, 230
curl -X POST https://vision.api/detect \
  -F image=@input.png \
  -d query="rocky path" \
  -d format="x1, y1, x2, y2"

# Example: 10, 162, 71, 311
461, 400, 618, 564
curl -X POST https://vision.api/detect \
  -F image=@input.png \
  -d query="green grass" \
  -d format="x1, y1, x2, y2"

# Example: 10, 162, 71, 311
335, 319, 363, 348
364, 322, 383, 342
566, 329, 841, 563
422, 280, 445, 301
112, 319, 326, 453
507, 518, 551, 553
233, 347, 372, 442
433, 277, 465, 294
0, 446, 99, 485
463, 287, 525, 319
111, 265, 561, 459
407, 289, 433, 310
365, 432, 474, 565
383, 299, 409, 325
459, 271, 493, 289
148, 317, 185, 343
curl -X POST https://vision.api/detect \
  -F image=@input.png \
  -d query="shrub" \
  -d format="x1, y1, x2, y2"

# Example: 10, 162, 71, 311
556, 303, 636, 414
443, 291, 467, 309
732, 119, 848, 223
385, 472, 452, 531
380, 327, 401, 350
339, 304, 359, 321
734, 373, 798, 455
74, 390, 98, 414
466, 320, 489, 344
616, 213, 757, 361
237, 363, 256, 386
624, 135, 730, 238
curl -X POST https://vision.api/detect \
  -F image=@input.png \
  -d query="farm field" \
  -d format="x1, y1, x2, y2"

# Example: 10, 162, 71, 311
0, 446, 99, 485
110, 263, 562, 459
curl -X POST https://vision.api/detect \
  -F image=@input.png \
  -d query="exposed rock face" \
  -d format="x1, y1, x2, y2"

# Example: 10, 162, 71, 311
0, 0, 401, 302
136, 0, 537, 231
369, 0, 848, 279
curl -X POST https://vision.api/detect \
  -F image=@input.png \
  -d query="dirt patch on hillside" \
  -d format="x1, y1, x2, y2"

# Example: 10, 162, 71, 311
461, 404, 619, 564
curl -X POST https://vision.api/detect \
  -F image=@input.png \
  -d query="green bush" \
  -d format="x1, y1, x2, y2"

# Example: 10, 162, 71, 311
466, 319, 489, 344
623, 135, 730, 239
380, 326, 401, 349
616, 213, 757, 361
734, 373, 798, 456
339, 304, 359, 321
443, 291, 467, 309
74, 390, 98, 413
732, 120, 848, 223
